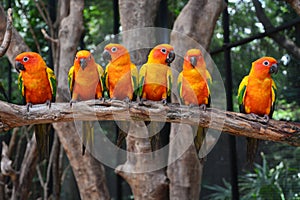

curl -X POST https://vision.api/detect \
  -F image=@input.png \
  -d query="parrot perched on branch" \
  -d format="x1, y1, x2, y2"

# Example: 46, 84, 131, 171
68, 50, 104, 155
177, 49, 212, 154
238, 56, 278, 164
15, 52, 56, 160
138, 44, 175, 150
102, 43, 138, 147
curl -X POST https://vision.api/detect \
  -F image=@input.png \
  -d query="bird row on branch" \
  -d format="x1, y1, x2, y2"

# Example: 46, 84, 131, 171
9, 41, 281, 160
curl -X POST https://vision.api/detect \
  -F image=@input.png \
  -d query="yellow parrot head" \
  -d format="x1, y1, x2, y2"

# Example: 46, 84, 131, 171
102, 43, 130, 64
74, 50, 95, 70
147, 44, 175, 66
251, 56, 278, 78
183, 49, 206, 70
15, 52, 47, 73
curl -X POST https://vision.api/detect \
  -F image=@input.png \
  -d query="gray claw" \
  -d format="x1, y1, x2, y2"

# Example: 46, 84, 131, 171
263, 114, 270, 123
199, 104, 207, 111
26, 103, 32, 112
70, 99, 77, 107
46, 100, 51, 109
161, 99, 167, 105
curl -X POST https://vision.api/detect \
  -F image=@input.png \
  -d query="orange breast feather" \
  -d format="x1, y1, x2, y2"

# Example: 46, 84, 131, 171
182, 69, 209, 105
244, 76, 272, 116
22, 70, 52, 104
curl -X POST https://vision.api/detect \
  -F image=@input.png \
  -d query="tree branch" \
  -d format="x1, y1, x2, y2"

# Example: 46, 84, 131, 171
41, 28, 59, 44
0, 100, 299, 146
0, 8, 12, 57
253, 0, 300, 60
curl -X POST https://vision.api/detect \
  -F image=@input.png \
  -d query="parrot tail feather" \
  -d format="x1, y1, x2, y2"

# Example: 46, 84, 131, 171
34, 124, 51, 161
82, 121, 94, 155
246, 137, 259, 165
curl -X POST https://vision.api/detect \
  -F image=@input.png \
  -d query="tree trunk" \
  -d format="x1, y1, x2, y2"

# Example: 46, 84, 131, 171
117, 0, 171, 199
53, 0, 111, 199
168, 0, 225, 199
0, 2, 110, 199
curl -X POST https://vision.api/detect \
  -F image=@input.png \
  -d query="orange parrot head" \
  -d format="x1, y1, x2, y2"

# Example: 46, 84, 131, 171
15, 52, 47, 73
183, 49, 206, 70
147, 44, 175, 65
102, 43, 130, 64
250, 57, 278, 79
73, 50, 95, 70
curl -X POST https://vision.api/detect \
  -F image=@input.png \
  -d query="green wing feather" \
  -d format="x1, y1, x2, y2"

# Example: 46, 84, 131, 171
237, 76, 249, 109
18, 72, 25, 98
138, 64, 146, 98
68, 66, 75, 97
270, 79, 277, 118
206, 69, 212, 95
46, 67, 57, 101
177, 72, 183, 104
167, 68, 173, 99
103, 66, 110, 98
96, 64, 104, 95
130, 63, 138, 99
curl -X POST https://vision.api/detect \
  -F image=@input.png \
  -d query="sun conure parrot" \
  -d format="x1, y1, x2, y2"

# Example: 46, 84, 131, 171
102, 43, 138, 147
15, 52, 56, 160
68, 50, 104, 155
139, 44, 175, 150
177, 49, 212, 154
238, 56, 278, 164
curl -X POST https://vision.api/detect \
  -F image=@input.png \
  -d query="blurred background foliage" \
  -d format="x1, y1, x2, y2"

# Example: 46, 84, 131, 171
0, 0, 299, 199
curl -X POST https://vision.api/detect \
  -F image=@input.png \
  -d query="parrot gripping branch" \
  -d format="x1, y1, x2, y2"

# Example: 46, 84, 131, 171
0, 99, 299, 146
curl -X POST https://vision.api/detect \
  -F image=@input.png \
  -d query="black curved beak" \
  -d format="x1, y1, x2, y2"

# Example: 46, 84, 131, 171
190, 56, 197, 67
80, 58, 87, 70
166, 50, 175, 66
102, 50, 112, 62
15, 61, 25, 73
269, 63, 278, 74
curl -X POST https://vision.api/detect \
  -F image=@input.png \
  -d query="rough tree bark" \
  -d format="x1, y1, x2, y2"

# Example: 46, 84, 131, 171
169, 0, 225, 199
0, 100, 299, 147
51, 0, 111, 199
117, 0, 171, 199
0, 5, 39, 200
0, 2, 110, 199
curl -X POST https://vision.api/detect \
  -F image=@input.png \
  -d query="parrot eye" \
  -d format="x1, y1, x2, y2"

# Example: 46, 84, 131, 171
111, 47, 117, 52
160, 48, 167, 54
23, 57, 29, 62
263, 60, 270, 66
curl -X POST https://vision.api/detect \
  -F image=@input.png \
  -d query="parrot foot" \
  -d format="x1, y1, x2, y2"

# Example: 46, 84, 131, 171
69, 99, 77, 107
45, 100, 51, 109
247, 113, 259, 120
263, 114, 270, 123
199, 104, 207, 111
26, 103, 32, 112
123, 96, 131, 103
139, 98, 146, 105
99, 97, 105, 103
161, 99, 167, 105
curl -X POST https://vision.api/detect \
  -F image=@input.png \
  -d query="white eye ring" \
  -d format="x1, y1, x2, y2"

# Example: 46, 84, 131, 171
111, 47, 117, 52
160, 48, 167, 54
263, 60, 269, 66
23, 57, 29, 62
